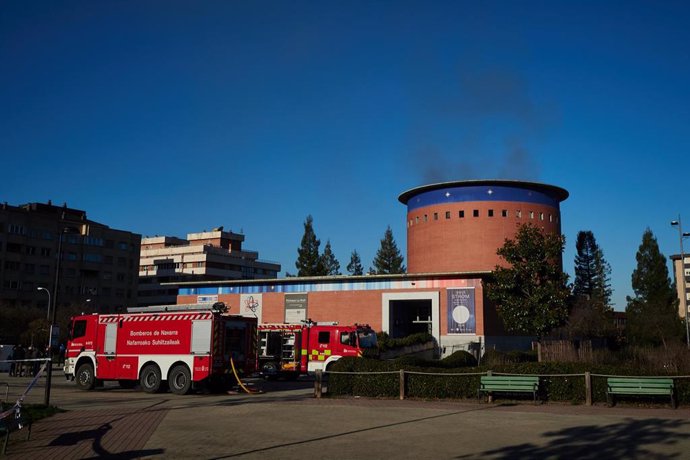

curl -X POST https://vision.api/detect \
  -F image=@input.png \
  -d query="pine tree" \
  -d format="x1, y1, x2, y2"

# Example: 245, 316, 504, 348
567, 231, 615, 339
347, 250, 364, 275
626, 228, 683, 347
573, 231, 612, 306
485, 223, 570, 360
320, 240, 341, 276
371, 226, 405, 274
295, 215, 324, 276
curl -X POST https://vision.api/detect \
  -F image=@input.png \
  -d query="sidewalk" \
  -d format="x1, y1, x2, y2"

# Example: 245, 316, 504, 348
5, 391, 690, 459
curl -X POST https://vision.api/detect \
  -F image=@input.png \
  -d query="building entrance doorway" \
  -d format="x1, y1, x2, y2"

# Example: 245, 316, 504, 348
389, 299, 432, 338
382, 292, 439, 341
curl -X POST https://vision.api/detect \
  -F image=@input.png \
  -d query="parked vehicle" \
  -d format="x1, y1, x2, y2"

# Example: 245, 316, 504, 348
63, 302, 256, 394
258, 320, 377, 379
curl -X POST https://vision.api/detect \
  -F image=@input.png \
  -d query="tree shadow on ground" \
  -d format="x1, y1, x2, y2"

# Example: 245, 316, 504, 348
457, 418, 690, 459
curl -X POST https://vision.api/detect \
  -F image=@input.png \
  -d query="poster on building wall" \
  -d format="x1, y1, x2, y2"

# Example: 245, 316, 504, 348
447, 288, 476, 334
240, 293, 262, 323
285, 293, 308, 324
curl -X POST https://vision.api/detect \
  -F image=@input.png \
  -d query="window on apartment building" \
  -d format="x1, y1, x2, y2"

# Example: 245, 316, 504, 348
24, 264, 35, 274
529, 211, 534, 219
539, 212, 544, 221
84, 236, 104, 246
433, 212, 438, 220
40, 247, 51, 257
39, 264, 50, 275
83, 253, 102, 263
104, 256, 113, 265
502, 210, 508, 217
117, 242, 129, 251
459, 210, 465, 218
8, 224, 25, 235
488, 209, 494, 217
117, 273, 126, 282
65, 234, 80, 244
117, 257, 127, 266
3, 280, 19, 290
473, 210, 479, 217
4, 261, 20, 270
516, 210, 522, 218
25, 246, 36, 255
65, 268, 76, 277
6, 243, 21, 253
415, 216, 419, 224
66, 252, 78, 261
42, 231, 53, 240
445, 211, 451, 219
103, 271, 112, 280
105, 239, 114, 248
424, 214, 428, 222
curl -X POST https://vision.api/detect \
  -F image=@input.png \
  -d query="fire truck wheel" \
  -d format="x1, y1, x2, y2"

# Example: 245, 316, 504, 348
140, 364, 162, 393
169, 365, 192, 395
76, 363, 96, 390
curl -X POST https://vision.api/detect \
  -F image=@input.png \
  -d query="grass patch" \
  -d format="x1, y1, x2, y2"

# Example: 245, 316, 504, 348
2, 404, 66, 422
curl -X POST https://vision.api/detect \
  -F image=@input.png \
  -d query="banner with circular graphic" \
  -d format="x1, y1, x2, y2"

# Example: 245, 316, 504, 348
447, 288, 475, 334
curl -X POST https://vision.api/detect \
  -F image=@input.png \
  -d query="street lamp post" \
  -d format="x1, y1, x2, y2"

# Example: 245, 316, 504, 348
37, 287, 51, 321
44, 226, 73, 406
671, 216, 690, 349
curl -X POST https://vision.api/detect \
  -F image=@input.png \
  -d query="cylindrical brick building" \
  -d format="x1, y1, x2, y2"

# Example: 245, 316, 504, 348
399, 180, 569, 273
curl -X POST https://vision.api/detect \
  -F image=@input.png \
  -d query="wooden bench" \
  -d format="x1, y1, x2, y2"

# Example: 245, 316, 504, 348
606, 377, 676, 408
0, 408, 32, 456
478, 375, 540, 404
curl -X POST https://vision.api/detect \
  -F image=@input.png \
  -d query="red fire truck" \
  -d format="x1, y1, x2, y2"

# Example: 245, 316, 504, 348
63, 302, 256, 394
257, 320, 377, 379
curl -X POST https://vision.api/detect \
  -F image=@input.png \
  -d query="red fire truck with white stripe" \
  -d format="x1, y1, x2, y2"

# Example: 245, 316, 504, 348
63, 302, 256, 394
257, 320, 377, 379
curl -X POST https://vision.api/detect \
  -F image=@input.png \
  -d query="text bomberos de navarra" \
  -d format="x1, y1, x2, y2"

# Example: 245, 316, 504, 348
127, 329, 180, 346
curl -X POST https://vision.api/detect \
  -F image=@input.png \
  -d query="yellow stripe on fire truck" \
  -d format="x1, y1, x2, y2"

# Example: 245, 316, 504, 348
310, 349, 332, 361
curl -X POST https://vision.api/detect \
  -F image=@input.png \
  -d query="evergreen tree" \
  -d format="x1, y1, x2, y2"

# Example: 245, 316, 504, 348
573, 231, 612, 306
320, 240, 341, 276
567, 231, 615, 339
371, 226, 406, 274
485, 223, 570, 360
295, 215, 324, 276
347, 250, 364, 275
625, 228, 683, 347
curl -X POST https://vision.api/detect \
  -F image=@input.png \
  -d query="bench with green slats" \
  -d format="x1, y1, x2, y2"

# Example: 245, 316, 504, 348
478, 375, 540, 404
606, 377, 676, 408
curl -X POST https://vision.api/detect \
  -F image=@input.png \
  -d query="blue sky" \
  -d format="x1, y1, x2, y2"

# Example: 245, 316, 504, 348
2, 1, 689, 310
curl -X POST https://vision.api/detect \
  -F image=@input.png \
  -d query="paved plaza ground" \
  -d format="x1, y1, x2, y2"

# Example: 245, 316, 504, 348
2, 368, 690, 459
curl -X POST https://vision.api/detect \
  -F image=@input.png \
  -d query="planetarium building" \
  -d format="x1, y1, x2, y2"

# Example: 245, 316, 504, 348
176, 180, 569, 356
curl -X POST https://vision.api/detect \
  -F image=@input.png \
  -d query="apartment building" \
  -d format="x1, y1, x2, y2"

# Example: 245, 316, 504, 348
0, 201, 141, 311
671, 254, 689, 319
138, 228, 280, 306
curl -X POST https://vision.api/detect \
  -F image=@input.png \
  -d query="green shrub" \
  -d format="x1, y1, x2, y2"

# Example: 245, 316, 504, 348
376, 331, 434, 352
441, 350, 478, 368
327, 357, 690, 405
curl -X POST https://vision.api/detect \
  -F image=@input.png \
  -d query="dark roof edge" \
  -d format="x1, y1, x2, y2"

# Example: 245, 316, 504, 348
165, 271, 492, 287
398, 179, 569, 204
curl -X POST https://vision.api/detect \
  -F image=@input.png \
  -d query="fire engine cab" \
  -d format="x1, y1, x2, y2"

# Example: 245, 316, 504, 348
258, 320, 377, 379
63, 302, 256, 394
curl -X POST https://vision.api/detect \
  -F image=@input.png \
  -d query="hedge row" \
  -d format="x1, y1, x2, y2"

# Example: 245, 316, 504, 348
328, 356, 690, 404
